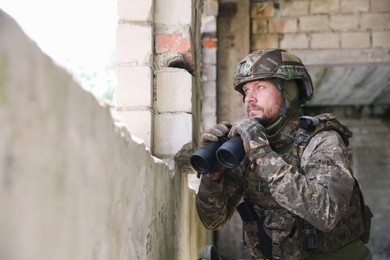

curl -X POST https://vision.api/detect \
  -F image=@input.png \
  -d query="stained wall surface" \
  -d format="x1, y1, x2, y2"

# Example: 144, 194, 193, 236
0, 9, 208, 260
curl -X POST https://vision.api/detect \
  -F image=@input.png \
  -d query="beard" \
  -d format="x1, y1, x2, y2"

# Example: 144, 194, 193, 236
246, 104, 273, 126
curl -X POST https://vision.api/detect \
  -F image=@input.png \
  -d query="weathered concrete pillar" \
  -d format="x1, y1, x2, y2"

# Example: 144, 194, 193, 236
217, 0, 250, 124
201, 0, 219, 132
215, 1, 251, 259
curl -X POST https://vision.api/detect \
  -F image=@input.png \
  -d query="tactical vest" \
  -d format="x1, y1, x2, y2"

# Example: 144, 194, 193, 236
239, 113, 372, 259
294, 113, 372, 254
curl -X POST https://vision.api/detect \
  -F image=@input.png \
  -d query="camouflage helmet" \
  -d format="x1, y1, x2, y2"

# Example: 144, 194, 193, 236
233, 48, 314, 104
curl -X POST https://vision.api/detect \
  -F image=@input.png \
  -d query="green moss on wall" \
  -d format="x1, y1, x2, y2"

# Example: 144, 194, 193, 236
0, 55, 9, 104
146, 203, 178, 259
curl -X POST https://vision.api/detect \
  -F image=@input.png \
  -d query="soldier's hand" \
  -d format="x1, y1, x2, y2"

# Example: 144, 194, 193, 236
228, 118, 271, 160
200, 121, 232, 147
204, 162, 224, 182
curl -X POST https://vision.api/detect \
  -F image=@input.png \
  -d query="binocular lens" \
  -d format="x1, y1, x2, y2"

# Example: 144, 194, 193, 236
216, 149, 237, 168
190, 154, 213, 175
190, 136, 244, 174
216, 136, 245, 169
190, 137, 228, 174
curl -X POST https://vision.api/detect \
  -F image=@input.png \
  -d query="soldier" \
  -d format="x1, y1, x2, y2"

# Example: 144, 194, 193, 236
196, 48, 372, 259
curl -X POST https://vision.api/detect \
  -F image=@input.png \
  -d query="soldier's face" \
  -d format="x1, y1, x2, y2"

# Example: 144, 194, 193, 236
243, 80, 282, 124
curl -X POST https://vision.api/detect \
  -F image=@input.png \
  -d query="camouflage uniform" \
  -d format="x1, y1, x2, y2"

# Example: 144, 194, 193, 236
195, 49, 371, 259
196, 114, 371, 259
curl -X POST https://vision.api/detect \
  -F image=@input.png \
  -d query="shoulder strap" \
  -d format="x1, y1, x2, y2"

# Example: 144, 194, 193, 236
293, 113, 353, 170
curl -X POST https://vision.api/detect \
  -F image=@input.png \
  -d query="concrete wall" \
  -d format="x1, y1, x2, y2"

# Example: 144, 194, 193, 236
0, 8, 209, 260
348, 117, 390, 259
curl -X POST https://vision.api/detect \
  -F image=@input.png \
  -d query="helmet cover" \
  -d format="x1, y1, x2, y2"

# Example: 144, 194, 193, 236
234, 48, 314, 104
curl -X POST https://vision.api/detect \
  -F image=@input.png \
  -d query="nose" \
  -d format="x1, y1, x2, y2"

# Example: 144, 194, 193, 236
245, 89, 256, 104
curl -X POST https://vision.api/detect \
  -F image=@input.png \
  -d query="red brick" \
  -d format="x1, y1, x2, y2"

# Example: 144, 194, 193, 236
202, 38, 217, 48
155, 34, 191, 53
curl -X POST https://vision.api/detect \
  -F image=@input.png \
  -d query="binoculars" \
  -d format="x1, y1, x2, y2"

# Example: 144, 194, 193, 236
190, 136, 245, 174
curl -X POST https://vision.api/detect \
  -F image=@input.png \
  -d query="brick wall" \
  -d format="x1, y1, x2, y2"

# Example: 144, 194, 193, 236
116, 0, 154, 148
115, 0, 202, 158
250, 0, 390, 65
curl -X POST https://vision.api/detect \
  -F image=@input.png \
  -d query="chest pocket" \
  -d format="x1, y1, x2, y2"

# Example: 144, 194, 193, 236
245, 168, 279, 209
245, 145, 295, 210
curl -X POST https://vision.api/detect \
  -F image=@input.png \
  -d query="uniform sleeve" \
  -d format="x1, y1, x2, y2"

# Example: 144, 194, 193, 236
256, 130, 355, 232
196, 165, 245, 230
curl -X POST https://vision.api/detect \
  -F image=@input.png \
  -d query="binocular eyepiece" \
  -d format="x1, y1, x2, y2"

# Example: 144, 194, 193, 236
190, 136, 245, 174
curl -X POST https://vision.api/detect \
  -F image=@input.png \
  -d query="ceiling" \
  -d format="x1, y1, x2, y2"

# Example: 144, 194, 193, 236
306, 65, 390, 106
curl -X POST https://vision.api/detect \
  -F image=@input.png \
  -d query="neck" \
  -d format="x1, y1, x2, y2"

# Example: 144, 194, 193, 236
266, 111, 300, 150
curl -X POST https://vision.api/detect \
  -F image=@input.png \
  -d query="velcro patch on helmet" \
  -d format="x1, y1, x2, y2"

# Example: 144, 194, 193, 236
266, 57, 279, 66
260, 64, 272, 72
276, 65, 307, 77
281, 51, 301, 63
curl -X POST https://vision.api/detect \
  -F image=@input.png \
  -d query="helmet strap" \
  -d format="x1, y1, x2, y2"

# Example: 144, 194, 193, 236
272, 79, 288, 118
266, 79, 301, 136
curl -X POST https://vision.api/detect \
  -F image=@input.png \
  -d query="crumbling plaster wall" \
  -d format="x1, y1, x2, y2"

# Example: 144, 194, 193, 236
0, 2, 209, 259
